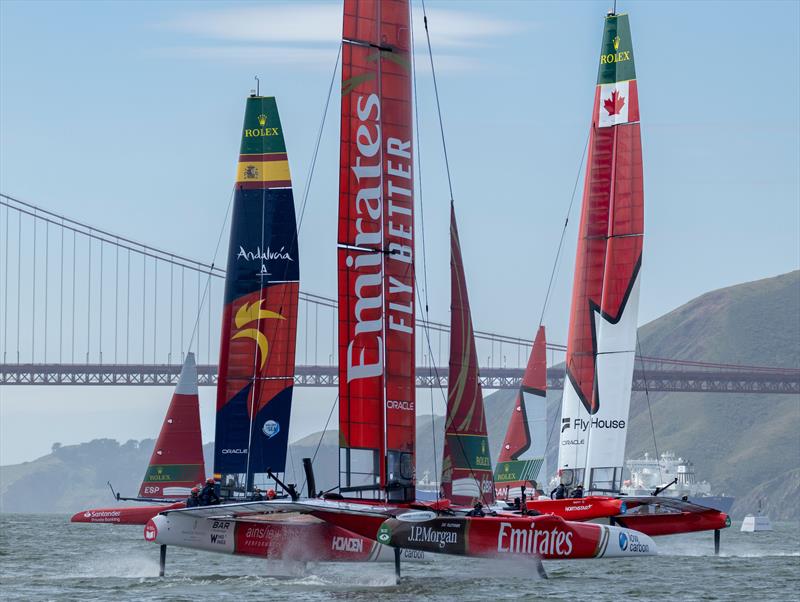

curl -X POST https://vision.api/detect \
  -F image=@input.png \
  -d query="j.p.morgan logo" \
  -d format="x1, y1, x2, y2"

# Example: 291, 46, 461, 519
407, 525, 458, 549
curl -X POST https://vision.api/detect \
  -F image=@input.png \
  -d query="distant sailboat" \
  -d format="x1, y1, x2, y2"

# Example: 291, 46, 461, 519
495, 326, 547, 500
139, 352, 206, 499
440, 204, 495, 507
71, 353, 204, 524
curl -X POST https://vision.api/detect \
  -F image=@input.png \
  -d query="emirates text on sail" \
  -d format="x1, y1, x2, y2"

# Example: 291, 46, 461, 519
346, 92, 414, 384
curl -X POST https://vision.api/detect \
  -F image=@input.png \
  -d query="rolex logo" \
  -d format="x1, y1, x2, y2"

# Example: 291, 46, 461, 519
613, 35, 620, 50
257, 114, 267, 126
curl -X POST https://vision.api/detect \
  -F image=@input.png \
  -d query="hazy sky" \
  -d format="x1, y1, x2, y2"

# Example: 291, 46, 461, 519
1, 0, 798, 465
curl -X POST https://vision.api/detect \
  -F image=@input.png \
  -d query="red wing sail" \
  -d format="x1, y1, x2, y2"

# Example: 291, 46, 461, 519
138, 352, 206, 499
214, 96, 299, 491
494, 326, 547, 494
440, 205, 494, 506
558, 13, 643, 492
338, 0, 415, 501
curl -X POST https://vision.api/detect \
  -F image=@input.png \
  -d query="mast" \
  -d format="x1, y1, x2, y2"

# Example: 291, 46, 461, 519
138, 352, 206, 499
557, 12, 644, 494
440, 204, 494, 507
214, 95, 299, 494
494, 326, 547, 496
338, 0, 415, 502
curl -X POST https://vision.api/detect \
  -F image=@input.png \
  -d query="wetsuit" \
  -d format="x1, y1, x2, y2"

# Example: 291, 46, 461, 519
186, 494, 200, 508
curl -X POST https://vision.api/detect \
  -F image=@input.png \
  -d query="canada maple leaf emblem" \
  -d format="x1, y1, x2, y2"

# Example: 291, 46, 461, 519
603, 89, 626, 116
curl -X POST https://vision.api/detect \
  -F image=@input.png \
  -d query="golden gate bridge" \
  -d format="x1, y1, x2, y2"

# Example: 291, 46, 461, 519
1, 193, 798, 393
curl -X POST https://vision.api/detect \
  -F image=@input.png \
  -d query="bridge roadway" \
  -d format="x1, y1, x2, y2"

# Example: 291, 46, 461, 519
2, 363, 798, 394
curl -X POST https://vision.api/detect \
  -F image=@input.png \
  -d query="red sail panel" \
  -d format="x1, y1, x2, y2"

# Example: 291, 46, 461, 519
440, 205, 494, 506
338, 0, 414, 498
498, 326, 546, 463
139, 353, 206, 498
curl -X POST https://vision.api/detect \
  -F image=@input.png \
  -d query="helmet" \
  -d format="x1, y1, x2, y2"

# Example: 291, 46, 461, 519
267, 489, 276, 499
206, 478, 215, 485
191, 487, 199, 494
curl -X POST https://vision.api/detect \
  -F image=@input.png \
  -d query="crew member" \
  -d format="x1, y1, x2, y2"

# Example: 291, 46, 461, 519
550, 483, 568, 500
571, 484, 585, 498
199, 477, 220, 506
266, 488, 277, 500
251, 488, 264, 501
186, 486, 200, 508
466, 502, 485, 517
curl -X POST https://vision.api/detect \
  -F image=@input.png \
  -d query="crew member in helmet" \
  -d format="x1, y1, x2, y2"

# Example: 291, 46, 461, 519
266, 488, 277, 500
186, 486, 200, 508
571, 484, 585, 498
550, 482, 568, 500
251, 487, 264, 501
199, 478, 220, 506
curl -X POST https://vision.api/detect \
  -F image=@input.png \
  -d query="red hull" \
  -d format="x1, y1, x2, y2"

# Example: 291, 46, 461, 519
71, 502, 184, 525
307, 508, 655, 559
526, 496, 625, 521
615, 510, 729, 536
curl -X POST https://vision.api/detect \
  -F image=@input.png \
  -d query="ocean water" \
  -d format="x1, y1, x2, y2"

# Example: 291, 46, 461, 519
0, 514, 798, 601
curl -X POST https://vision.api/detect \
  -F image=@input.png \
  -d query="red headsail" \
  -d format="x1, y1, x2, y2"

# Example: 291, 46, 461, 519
139, 352, 206, 499
440, 205, 494, 506
338, 0, 415, 501
494, 326, 547, 495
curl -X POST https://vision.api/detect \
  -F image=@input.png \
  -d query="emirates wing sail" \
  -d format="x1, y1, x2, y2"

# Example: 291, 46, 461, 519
558, 13, 644, 493
214, 96, 299, 491
494, 326, 547, 496
338, 0, 415, 502
139, 352, 206, 499
440, 205, 494, 506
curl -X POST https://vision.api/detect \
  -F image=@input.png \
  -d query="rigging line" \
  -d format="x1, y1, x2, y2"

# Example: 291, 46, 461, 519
294, 42, 341, 240
637, 334, 663, 484
538, 131, 590, 327
185, 185, 235, 353
244, 179, 270, 492
3, 205, 8, 362
420, 0, 454, 201
411, 1, 439, 501
301, 393, 339, 496
16, 213, 20, 363
418, 3, 492, 505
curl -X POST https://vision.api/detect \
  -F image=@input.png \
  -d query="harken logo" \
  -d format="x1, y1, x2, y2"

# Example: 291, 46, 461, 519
262, 420, 280, 439
619, 532, 629, 551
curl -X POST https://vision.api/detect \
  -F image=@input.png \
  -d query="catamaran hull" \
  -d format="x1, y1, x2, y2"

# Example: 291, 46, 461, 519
615, 510, 730, 537
145, 512, 426, 563
71, 502, 184, 525
306, 508, 656, 560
